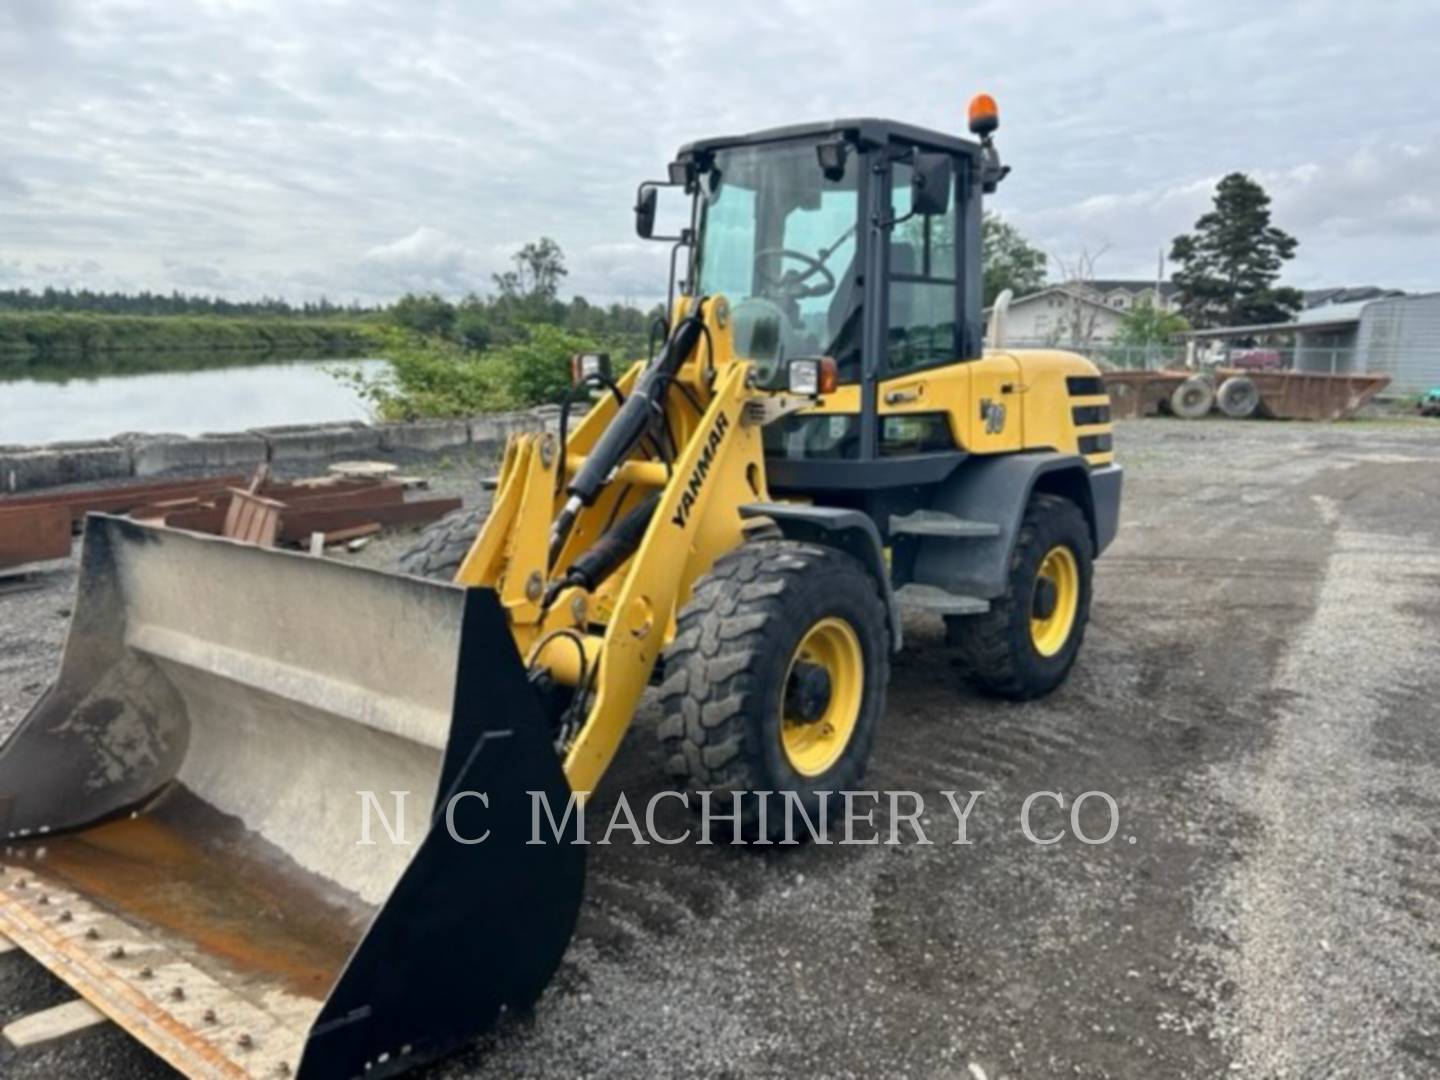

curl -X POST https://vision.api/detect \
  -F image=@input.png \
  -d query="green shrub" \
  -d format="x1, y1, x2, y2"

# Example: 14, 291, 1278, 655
337, 322, 605, 420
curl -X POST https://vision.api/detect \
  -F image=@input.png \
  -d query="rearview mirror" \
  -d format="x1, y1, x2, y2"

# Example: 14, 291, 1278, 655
910, 153, 953, 216
635, 186, 659, 239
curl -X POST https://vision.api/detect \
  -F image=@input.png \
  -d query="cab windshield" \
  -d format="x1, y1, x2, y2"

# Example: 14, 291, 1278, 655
696, 140, 860, 384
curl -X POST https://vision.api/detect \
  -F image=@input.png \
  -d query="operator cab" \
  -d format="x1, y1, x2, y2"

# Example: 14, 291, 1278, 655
637, 106, 1008, 479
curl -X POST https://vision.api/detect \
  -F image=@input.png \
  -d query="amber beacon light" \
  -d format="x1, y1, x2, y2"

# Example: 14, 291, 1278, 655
968, 93, 999, 137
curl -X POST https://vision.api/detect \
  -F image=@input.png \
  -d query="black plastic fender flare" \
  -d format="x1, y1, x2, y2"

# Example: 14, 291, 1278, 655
912, 452, 1122, 602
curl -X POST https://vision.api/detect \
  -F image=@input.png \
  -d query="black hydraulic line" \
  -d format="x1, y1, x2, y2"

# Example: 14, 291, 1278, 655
557, 373, 627, 494
548, 312, 704, 565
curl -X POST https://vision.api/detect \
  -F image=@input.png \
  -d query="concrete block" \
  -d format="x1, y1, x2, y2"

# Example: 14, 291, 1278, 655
376, 419, 470, 453
117, 431, 269, 477
467, 409, 552, 451
251, 421, 381, 463
0, 440, 132, 494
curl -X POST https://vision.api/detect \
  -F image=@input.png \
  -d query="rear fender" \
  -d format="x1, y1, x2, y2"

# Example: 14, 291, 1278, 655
912, 452, 1106, 601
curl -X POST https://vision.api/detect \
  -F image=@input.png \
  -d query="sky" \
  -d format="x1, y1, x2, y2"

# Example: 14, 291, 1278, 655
2, 0, 1438, 307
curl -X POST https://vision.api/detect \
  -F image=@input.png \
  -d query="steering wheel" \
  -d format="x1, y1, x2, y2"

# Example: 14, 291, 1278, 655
753, 248, 837, 301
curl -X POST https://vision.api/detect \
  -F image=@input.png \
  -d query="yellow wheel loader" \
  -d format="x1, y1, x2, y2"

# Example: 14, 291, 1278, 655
0, 96, 1120, 1078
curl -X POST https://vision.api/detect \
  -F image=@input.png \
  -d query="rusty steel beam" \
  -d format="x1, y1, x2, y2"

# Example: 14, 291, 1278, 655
265, 484, 406, 511
0, 476, 248, 525
277, 497, 461, 543
0, 505, 73, 571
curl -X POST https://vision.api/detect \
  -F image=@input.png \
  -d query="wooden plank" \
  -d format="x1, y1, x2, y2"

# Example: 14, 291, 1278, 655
321, 522, 382, 544
0, 932, 17, 954
3, 999, 108, 1050
222, 490, 284, 548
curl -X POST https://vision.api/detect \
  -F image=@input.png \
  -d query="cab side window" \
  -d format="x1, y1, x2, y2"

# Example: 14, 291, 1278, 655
887, 160, 958, 373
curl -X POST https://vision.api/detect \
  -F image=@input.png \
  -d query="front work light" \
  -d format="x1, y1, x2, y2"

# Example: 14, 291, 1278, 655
788, 356, 838, 397
667, 159, 695, 188
816, 139, 848, 181
570, 353, 612, 385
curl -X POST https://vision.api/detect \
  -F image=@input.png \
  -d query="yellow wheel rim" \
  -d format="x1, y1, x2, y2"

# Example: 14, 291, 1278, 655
780, 617, 864, 777
1030, 545, 1080, 658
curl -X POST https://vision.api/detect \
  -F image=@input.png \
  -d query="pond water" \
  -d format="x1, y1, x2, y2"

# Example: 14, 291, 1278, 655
1, 358, 391, 444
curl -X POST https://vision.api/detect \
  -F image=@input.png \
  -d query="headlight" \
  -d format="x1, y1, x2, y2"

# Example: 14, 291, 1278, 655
787, 356, 837, 397
570, 353, 612, 385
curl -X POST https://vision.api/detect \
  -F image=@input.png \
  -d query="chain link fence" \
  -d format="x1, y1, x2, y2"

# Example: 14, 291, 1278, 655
998, 338, 1362, 375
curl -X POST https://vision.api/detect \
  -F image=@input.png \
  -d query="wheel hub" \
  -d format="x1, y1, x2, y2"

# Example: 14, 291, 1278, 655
1030, 545, 1080, 658
780, 617, 864, 777
1031, 577, 1059, 620
786, 661, 832, 724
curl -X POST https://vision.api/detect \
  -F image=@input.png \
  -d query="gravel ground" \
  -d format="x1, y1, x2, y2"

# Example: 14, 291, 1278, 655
2, 417, 1439, 1078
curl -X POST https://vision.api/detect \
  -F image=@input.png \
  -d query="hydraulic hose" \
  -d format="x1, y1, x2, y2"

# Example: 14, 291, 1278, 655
560, 492, 661, 594
548, 312, 704, 565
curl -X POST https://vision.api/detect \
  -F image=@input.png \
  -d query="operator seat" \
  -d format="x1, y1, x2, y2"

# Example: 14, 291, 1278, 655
826, 242, 918, 380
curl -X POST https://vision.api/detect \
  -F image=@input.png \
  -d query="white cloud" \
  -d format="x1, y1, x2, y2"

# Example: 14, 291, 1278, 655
0, 1, 1437, 301
1009, 140, 1440, 290
357, 226, 482, 295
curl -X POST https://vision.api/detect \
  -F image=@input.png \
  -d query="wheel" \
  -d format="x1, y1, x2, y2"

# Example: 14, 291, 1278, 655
656, 540, 890, 841
1170, 376, 1215, 419
946, 494, 1093, 701
396, 501, 488, 581
1216, 376, 1260, 419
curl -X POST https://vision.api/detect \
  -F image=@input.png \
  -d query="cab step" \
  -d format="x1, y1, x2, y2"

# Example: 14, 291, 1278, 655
895, 583, 990, 615
889, 510, 1000, 539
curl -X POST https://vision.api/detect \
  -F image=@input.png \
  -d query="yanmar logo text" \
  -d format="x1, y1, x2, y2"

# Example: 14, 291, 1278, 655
670, 411, 730, 528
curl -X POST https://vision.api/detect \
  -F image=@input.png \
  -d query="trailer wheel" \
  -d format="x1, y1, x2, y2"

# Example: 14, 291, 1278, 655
397, 501, 488, 581
1170, 376, 1215, 419
946, 494, 1093, 701
1216, 376, 1260, 419
656, 540, 889, 841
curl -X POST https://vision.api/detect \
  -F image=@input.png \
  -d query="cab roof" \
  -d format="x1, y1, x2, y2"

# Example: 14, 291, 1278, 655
678, 118, 981, 159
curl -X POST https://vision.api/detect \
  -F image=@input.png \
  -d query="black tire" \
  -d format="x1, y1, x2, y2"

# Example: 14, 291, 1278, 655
1216, 375, 1260, 419
946, 494, 1093, 701
396, 500, 488, 581
1170, 376, 1215, 419
656, 540, 890, 841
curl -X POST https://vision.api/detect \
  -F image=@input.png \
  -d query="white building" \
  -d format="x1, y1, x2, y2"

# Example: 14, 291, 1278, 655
987, 280, 1180, 349
988, 287, 1126, 348
1076, 280, 1183, 314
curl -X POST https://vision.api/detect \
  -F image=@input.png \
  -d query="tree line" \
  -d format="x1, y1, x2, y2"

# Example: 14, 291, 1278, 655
386, 237, 661, 353
0, 287, 372, 318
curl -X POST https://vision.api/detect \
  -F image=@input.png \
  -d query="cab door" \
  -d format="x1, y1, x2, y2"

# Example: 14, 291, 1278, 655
964, 352, 1024, 453
881, 153, 1023, 456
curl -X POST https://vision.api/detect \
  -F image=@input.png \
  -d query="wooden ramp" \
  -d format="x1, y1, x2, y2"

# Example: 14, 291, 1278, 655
0, 932, 111, 1052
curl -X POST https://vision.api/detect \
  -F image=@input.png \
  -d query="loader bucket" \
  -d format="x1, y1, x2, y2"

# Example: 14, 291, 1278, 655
0, 516, 584, 1079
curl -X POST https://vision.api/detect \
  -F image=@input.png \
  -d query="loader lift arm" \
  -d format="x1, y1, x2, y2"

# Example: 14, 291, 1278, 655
457, 298, 772, 796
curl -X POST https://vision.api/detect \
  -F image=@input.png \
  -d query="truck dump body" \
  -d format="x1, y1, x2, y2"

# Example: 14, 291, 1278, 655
0, 517, 584, 1078
1102, 369, 1391, 421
